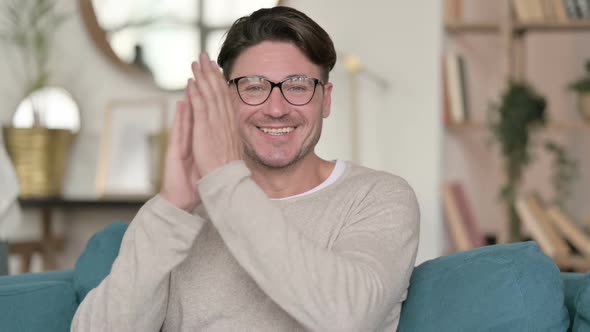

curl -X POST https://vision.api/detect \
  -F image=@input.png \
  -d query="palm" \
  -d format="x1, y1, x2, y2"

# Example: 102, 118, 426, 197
159, 100, 201, 212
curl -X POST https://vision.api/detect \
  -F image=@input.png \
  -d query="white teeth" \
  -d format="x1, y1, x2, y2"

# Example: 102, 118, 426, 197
260, 127, 295, 135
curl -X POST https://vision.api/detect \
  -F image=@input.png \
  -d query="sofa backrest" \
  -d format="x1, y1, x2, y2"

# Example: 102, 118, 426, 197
73, 222, 590, 332
73, 221, 128, 303
398, 241, 570, 332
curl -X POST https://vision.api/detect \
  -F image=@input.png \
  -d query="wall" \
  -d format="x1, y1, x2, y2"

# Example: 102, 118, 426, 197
0, 0, 443, 271
283, 0, 443, 264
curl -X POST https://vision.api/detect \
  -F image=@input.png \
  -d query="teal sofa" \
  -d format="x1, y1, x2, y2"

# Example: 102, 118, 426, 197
0, 241, 8, 275
0, 221, 588, 332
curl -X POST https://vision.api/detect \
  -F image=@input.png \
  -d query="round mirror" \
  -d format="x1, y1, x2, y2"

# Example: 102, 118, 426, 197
12, 87, 81, 133
80, 0, 280, 91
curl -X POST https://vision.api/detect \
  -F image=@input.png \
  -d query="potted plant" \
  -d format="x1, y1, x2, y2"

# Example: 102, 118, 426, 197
544, 142, 578, 210
1, 0, 75, 197
488, 80, 547, 243
568, 59, 590, 123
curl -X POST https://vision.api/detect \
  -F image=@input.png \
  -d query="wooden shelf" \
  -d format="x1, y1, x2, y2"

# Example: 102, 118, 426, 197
446, 121, 590, 132
514, 20, 590, 33
13, 197, 145, 273
445, 20, 590, 35
444, 22, 501, 34
18, 197, 147, 209
446, 122, 487, 131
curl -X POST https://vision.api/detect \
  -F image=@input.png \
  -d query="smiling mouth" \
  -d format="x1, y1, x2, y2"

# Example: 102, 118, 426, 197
258, 127, 296, 136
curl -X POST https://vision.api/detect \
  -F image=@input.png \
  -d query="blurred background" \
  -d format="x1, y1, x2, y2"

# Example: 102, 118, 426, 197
1, 0, 589, 275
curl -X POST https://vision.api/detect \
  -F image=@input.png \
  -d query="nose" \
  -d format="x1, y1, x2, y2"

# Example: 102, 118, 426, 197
262, 86, 291, 118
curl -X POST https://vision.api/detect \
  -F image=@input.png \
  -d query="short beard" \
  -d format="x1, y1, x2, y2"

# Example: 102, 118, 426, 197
244, 143, 306, 170
243, 125, 322, 171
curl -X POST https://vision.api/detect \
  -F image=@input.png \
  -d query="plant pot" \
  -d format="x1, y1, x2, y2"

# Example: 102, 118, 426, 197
578, 92, 590, 123
148, 129, 168, 193
2, 127, 75, 198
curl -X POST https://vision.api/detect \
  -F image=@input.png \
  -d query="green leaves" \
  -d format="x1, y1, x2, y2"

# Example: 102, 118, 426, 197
569, 59, 590, 93
545, 142, 579, 209
0, 0, 71, 125
489, 80, 547, 182
488, 80, 548, 242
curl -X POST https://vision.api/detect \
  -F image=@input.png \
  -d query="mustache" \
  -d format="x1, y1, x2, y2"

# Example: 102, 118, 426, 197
253, 116, 299, 127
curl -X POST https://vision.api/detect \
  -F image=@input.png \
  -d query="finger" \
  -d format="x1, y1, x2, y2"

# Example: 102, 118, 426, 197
211, 61, 240, 151
202, 58, 229, 120
205, 59, 236, 149
169, 101, 183, 149
213, 60, 236, 123
191, 61, 213, 113
183, 90, 194, 148
192, 54, 220, 117
187, 78, 207, 123
210, 60, 234, 114
179, 99, 193, 159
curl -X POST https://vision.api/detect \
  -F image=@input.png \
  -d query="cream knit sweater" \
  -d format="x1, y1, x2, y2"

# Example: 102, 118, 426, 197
71, 160, 419, 331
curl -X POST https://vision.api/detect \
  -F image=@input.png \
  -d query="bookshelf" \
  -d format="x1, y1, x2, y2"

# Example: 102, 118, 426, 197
445, 21, 590, 34
515, 20, 590, 32
442, 0, 590, 245
447, 120, 590, 132
445, 22, 501, 34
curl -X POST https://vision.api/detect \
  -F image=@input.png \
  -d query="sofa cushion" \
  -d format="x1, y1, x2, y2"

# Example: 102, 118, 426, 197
398, 241, 570, 332
0, 280, 77, 332
0, 269, 74, 287
572, 274, 590, 332
74, 221, 128, 302
562, 272, 590, 332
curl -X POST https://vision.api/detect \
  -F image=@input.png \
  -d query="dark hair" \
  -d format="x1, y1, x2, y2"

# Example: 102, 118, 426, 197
217, 6, 336, 82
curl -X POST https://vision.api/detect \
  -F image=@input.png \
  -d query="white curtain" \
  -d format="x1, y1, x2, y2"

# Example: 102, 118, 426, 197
0, 128, 22, 239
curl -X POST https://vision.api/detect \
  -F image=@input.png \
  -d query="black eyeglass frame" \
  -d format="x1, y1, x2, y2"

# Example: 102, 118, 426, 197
227, 75, 325, 106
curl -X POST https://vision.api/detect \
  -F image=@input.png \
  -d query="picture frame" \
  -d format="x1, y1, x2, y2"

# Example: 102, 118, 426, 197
96, 98, 168, 199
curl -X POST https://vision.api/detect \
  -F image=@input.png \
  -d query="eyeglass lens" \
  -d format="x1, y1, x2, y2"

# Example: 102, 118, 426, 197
236, 77, 317, 106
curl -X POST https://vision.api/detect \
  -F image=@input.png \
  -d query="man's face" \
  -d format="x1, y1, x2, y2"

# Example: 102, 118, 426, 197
228, 41, 333, 169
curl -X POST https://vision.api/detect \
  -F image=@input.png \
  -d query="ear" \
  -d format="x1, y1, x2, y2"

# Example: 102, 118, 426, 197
321, 82, 333, 118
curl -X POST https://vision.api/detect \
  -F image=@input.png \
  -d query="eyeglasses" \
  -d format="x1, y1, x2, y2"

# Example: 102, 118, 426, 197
227, 75, 324, 106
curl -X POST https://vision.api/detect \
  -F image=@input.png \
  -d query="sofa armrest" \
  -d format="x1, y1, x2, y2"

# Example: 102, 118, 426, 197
0, 280, 78, 332
562, 272, 589, 327
0, 269, 74, 287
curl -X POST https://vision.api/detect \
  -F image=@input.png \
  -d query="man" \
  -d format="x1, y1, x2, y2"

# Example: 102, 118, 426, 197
72, 6, 419, 331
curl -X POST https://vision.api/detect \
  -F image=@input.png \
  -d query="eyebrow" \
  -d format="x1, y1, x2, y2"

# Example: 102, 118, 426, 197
243, 74, 312, 81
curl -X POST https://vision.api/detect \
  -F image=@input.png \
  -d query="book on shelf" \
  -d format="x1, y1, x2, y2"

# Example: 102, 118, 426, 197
515, 194, 570, 258
546, 206, 590, 258
516, 193, 590, 271
546, 0, 571, 21
513, 0, 545, 22
540, 0, 556, 21
444, 0, 463, 24
443, 52, 469, 125
442, 182, 485, 252
512, 0, 590, 23
441, 57, 453, 127
577, 0, 590, 18
554, 0, 572, 22
564, 0, 580, 18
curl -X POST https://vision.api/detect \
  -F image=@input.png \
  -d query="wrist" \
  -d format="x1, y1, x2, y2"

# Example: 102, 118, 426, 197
158, 191, 198, 213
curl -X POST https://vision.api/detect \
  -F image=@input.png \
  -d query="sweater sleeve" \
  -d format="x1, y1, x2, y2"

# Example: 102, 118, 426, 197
71, 195, 206, 332
197, 161, 420, 332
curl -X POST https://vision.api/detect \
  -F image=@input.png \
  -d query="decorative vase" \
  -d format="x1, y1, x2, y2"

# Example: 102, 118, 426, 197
148, 129, 168, 193
2, 127, 75, 197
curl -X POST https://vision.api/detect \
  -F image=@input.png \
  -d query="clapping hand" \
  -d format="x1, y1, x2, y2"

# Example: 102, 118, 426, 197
187, 53, 242, 178
160, 53, 241, 212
